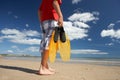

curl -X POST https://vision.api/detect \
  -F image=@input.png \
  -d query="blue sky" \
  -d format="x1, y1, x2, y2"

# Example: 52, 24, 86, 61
0, 0, 120, 58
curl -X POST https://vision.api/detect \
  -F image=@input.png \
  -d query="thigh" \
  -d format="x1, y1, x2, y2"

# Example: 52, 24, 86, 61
41, 20, 58, 37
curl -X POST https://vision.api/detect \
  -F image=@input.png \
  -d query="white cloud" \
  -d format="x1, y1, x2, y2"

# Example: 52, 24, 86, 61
108, 23, 115, 29
11, 46, 39, 54
101, 29, 120, 39
12, 45, 18, 49
64, 21, 88, 40
11, 45, 21, 52
6, 50, 14, 53
116, 20, 120, 23
101, 21, 120, 44
0, 28, 41, 45
92, 11, 100, 15
112, 39, 120, 43
88, 38, 92, 41
25, 24, 29, 27
68, 12, 99, 23
1, 28, 21, 35
72, 0, 82, 4
11, 38, 40, 45
105, 43, 114, 46
11, 46, 26, 54
25, 47, 39, 52
23, 30, 40, 37
1, 28, 40, 37
64, 12, 99, 40
71, 49, 108, 54
73, 21, 89, 28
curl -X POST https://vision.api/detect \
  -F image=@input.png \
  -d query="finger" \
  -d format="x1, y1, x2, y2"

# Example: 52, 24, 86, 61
59, 23, 63, 27
57, 22, 62, 27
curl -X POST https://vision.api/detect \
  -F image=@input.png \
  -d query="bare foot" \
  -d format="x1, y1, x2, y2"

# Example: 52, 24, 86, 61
46, 63, 55, 72
49, 67, 55, 72
38, 65, 55, 75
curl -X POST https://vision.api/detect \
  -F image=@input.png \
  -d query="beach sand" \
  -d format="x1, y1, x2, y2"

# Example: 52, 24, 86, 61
0, 57, 120, 80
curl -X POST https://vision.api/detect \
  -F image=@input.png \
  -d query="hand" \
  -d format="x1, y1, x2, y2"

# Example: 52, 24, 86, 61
58, 16, 63, 27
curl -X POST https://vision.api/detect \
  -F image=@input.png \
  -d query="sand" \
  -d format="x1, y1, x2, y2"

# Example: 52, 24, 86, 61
0, 58, 120, 80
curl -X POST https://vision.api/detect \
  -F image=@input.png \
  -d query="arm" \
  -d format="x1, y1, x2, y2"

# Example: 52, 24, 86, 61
53, 0, 63, 27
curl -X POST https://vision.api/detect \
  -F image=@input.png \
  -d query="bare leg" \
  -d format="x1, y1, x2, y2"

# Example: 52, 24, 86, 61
41, 50, 55, 71
39, 50, 54, 75
41, 50, 49, 68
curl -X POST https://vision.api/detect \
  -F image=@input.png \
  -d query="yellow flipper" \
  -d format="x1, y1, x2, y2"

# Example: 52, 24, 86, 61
58, 34, 71, 61
49, 31, 71, 63
49, 31, 58, 63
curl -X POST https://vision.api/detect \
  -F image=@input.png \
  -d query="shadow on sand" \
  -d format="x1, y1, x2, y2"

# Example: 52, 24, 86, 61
0, 65, 38, 75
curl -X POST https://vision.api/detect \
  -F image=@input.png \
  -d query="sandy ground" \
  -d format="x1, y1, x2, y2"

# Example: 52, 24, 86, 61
0, 58, 120, 80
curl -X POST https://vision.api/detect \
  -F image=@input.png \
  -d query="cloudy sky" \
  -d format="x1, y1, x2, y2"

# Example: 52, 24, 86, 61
0, 0, 120, 58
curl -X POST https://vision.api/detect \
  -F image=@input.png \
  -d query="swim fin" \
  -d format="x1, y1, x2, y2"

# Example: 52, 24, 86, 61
54, 27, 59, 43
58, 34, 71, 61
49, 28, 71, 63
49, 31, 58, 63
59, 27, 66, 43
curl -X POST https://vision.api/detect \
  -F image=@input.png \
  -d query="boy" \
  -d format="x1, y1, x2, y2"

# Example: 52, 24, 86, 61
38, 0, 63, 75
